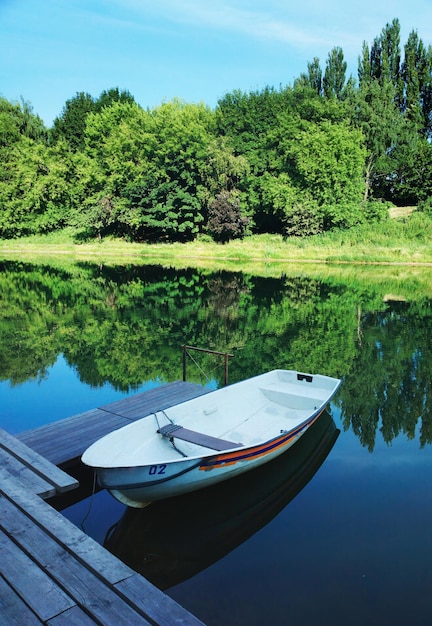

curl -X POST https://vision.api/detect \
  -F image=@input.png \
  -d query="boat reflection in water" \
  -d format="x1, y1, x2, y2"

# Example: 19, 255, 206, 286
104, 410, 339, 590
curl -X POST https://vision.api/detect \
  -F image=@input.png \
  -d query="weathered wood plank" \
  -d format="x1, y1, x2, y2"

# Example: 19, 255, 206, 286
0, 470, 133, 585
16, 408, 122, 465
0, 427, 78, 495
47, 605, 99, 626
0, 501, 151, 625
115, 574, 205, 626
0, 469, 204, 625
0, 447, 56, 498
0, 527, 75, 622
0, 575, 43, 625
17, 381, 210, 466
102, 381, 210, 419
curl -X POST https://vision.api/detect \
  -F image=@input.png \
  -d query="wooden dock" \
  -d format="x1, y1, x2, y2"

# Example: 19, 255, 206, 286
1, 381, 209, 625
17, 380, 211, 467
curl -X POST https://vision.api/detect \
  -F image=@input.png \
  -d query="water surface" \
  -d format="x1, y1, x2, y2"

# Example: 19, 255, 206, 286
1, 260, 431, 625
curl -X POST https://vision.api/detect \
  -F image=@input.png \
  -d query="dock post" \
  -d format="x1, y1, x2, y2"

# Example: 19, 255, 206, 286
224, 353, 229, 386
182, 344, 187, 382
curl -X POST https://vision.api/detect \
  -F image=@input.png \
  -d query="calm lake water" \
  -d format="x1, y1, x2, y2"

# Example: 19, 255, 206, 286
1, 259, 431, 625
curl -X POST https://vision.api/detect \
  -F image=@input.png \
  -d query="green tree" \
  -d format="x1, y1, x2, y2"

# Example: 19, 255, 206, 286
51, 91, 95, 151
126, 100, 217, 241
387, 133, 432, 204
78, 100, 151, 237
204, 136, 250, 196
356, 19, 432, 203
81, 99, 217, 241
0, 97, 47, 146
217, 83, 352, 233
360, 19, 403, 104
216, 86, 291, 171
259, 172, 301, 233
272, 116, 366, 206
0, 98, 22, 147
352, 77, 401, 200
323, 47, 347, 98
0, 137, 77, 237
402, 30, 432, 137
93, 87, 135, 113
295, 58, 323, 95
380, 18, 403, 105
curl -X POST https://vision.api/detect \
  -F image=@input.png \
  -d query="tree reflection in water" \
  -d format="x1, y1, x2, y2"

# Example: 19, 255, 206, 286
0, 260, 431, 449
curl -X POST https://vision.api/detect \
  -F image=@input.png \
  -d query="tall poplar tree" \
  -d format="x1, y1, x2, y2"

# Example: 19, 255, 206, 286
380, 18, 404, 106
356, 19, 406, 200
358, 19, 403, 98
402, 30, 432, 137
323, 47, 347, 98
295, 58, 323, 95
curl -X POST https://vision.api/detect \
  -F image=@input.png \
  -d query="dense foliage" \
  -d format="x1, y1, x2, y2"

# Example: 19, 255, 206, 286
1, 18, 432, 242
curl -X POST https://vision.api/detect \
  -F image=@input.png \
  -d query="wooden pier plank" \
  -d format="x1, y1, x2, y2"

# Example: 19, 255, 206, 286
0, 470, 133, 584
0, 528, 75, 622
17, 381, 210, 466
0, 447, 56, 498
47, 605, 99, 626
0, 427, 78, 496
115, 574, 203, 626
0, 500, 153, 625
0, 575, 43, 625
100, 381, 209, 419
0, 468, 204, 625
16, 407, 131, 466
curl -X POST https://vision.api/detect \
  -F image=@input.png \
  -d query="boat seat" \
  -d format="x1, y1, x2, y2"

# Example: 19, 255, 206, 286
157, 423, 243, 451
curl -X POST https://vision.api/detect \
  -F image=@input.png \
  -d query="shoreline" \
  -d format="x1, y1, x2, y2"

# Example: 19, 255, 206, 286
0, 227, 431, 269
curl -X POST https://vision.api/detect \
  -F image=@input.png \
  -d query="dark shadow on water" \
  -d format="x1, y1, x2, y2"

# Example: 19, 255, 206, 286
104, 410, 339, 590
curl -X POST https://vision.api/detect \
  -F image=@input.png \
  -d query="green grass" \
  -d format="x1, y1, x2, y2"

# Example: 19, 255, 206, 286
0, 214, 431, 271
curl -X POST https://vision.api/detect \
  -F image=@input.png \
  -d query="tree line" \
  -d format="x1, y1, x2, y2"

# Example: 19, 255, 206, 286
1, 18, 432, 243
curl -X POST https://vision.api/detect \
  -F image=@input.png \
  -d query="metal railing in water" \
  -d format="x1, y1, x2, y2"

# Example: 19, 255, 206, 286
182, 344, 234, 386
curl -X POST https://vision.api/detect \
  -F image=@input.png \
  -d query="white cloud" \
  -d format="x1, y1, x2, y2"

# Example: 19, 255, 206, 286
104, 0, 333, 46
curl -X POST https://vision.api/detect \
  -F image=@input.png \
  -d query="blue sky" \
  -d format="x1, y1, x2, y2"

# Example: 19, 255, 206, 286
1, 0, 431, 127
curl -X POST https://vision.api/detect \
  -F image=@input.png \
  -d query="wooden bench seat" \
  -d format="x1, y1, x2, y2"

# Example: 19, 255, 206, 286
158, 423, 243, 451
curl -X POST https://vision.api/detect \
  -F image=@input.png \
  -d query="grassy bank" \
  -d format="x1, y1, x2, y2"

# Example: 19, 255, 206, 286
0, 212, 431, 271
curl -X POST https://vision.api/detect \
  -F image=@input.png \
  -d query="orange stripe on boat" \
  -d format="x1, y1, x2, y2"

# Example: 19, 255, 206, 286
199, 410, 322, 471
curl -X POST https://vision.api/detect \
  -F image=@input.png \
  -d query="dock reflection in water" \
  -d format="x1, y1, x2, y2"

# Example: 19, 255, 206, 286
104, 411, 339, 590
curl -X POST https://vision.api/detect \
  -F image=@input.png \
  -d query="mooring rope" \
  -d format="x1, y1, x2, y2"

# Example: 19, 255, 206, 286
185, 348, 223, 382
80, 469, 98, 532
185, 348, 210, 381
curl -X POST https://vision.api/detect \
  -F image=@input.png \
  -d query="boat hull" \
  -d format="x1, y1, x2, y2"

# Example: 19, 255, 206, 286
82, 369, 342, 507
100, 409, 323, 507
105, 411, 340, 588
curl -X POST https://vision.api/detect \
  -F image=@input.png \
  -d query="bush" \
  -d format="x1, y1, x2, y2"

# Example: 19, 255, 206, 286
319, 202, 365, 230
283, 201, 323, 237
418, 197, 432, 216
207, 191, 249, 243
363, 199, 391, 222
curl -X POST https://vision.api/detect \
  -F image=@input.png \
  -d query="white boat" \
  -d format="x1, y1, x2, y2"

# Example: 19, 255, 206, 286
81, 369, 341, 508
104, 412, 340, 588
